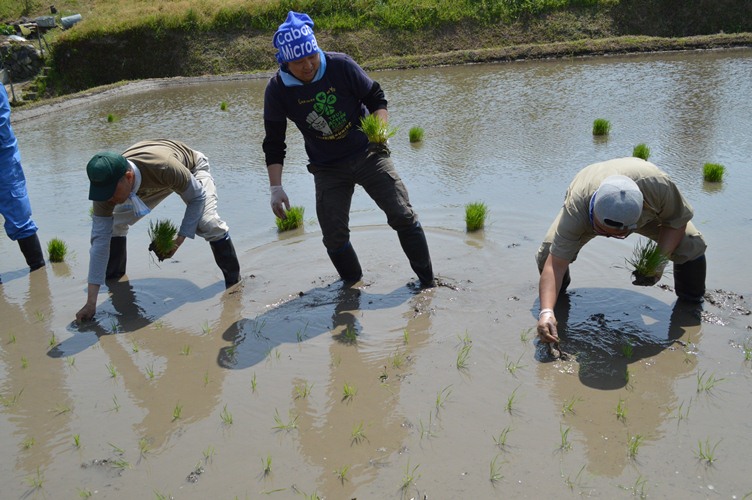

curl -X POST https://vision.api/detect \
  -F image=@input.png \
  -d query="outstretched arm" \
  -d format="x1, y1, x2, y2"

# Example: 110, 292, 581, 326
537, 253, 570, 343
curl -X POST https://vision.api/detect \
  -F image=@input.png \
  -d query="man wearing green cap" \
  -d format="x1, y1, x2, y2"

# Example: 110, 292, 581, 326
76, 139, 240, 322
535, 157, 707, 345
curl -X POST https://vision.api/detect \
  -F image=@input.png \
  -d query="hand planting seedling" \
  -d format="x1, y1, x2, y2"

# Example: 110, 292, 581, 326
626, 239, 668, 286
148, 219, 178, 262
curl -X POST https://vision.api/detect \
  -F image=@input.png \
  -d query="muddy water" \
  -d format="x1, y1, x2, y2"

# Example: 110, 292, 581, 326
2, 49, 751, 499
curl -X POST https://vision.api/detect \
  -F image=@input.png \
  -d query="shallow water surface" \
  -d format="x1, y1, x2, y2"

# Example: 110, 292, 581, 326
1, 49, 751, 499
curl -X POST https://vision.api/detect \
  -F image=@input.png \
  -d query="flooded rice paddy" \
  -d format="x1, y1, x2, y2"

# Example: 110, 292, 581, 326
1, 48, 751, 499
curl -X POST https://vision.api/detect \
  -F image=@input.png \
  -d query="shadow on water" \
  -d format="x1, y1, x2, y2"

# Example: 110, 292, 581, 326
48, 277, 225, 357
217, 281, 422, 370
533, 287, 703, 390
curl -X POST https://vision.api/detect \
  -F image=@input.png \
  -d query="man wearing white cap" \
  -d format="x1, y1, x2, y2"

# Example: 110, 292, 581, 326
262, 11, 434, 288
535, 157, 707, 344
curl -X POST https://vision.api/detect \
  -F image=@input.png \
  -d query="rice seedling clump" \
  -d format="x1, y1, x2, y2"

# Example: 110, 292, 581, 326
409, 127, 424, 143
276, 206, 305, 232
465, 201, 488, 232
359, 114, 398, 144
626, 239, 669, 285
47, 238, 68, 263
703, 163, 725, 182
148, 219, 178, 261
592, 118, 611, 136
632, 143, 650, 160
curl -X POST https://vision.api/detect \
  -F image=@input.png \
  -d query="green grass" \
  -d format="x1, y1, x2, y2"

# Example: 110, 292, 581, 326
703, 162, 725, 182
493, 425, 512, 449
294, 381, 313, 399
505, 386, 520, 414
408, 126, 424, 143
616, 398, 627, 422
220, 100, 228, 111
456, 342, 472, 370
490, 454, 504, 484
632, 143, 650, 160
147, 219, 178, 261
106, 113, 119, 123
351, 422, 367, 444
333, 465, 350, 484
465, 201, 488, 231
627, 433, 644, 458
559, 425, 572, 451
561, 396, 581, 415
626, 239, 668, 281
696, 438, 720, 465
272, 409, 298, 431
359, 114, 398, 144
696, 370, 725, 393
592, 118, 611, 136
47, 237, 68, 262
621, 339, 634, 359
400, 460, 421, 494
435, 385, 453, 411
172, 402, 183, 421
220, 404, 233, 425
342, 382, 357, 402
275, 205, 304, 232
261, 454, 272, 476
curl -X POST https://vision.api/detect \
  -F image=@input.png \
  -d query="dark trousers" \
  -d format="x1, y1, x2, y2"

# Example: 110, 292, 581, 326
308, 148, 418, 251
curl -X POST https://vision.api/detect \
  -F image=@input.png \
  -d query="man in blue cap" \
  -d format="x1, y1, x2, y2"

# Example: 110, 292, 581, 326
0, 85, 45, 274
262, 11, 435, 288
76, 139, 240, 322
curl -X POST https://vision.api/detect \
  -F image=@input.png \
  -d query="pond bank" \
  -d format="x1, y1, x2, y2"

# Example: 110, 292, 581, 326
11, 31, 752, 123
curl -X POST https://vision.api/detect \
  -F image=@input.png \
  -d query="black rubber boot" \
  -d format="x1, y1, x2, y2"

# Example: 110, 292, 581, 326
673, 255, 706, 303
106, 236, 127, 280
17, 233, 45, 271
327, 241, 363, 283
210, 234, 241, 288
397, 222, 435, 287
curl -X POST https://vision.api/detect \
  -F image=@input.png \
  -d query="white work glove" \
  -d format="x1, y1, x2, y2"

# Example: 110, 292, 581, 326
270, 185, 290, 219
537, 308, 559, 344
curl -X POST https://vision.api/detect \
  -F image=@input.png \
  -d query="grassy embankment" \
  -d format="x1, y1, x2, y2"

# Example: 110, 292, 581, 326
2, 0, 752, 101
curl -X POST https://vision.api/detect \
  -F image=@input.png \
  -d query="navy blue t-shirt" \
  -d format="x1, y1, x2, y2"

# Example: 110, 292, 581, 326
263, 52, 377, 168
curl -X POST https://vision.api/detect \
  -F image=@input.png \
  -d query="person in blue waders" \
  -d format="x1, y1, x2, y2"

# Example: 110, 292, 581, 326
262, 11, 435, 288
0, 85, 45, 274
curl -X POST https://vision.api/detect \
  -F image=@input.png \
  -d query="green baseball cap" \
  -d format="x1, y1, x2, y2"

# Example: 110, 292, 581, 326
87, 152, 128, 201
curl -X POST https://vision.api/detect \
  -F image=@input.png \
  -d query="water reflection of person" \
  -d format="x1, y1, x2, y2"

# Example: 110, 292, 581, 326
92, 284, 243, 451
52, 277, 225, 358
535, 158, 707, 345
0, 85, 45, 274
0, 268, 72, 474
540, 290, 703, 477
262, 11, 434, 288
294, 288, 435, 497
